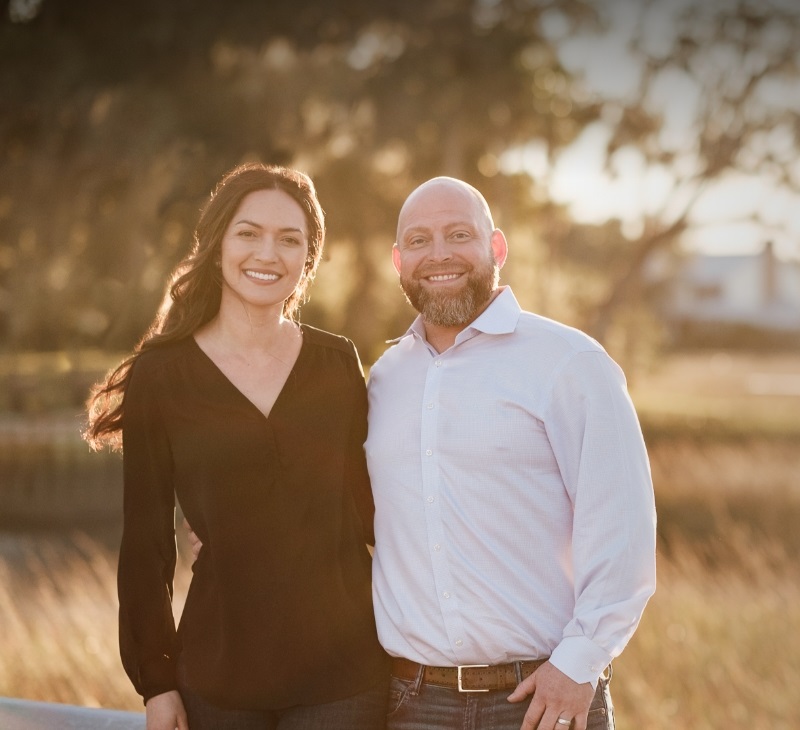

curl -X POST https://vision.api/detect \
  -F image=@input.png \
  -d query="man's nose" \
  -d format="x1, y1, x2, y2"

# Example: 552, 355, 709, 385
428, 235, 452, 261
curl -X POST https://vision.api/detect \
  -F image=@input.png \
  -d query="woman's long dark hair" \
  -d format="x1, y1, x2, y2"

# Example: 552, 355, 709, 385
84, 163, 325, 451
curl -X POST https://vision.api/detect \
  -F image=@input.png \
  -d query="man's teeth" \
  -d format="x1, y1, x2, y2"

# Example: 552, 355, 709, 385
427, 274, 461, 281
245, 270, 279, 281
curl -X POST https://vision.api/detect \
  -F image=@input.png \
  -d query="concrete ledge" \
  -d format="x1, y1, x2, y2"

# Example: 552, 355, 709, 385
0, 697, 144, 729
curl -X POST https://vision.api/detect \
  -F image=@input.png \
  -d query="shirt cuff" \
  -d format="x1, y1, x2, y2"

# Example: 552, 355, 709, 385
548, 636, 612, 689
138, 655, 178, 704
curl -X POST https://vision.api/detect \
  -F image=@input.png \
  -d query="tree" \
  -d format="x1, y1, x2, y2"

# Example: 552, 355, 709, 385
1, 0, 606, 357
531, 0, 800, 344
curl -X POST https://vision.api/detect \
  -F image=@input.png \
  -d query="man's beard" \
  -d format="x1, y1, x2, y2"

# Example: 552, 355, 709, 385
400, 258, 499, 327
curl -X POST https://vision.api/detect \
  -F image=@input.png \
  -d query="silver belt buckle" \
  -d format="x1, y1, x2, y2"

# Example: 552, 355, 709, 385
457, 664, 489, 692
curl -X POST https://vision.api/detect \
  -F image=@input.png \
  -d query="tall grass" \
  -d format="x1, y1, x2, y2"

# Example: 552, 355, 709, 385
649, 438, 800, 561
1, 350, 798, 727
1, 528, 796, 728
1, 443, 798, 729
614, 532, 799, 730
0, 530, 132, 708
0, 529, 191, 711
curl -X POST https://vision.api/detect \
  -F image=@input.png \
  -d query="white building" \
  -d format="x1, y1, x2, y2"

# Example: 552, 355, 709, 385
661, 242, 800, 342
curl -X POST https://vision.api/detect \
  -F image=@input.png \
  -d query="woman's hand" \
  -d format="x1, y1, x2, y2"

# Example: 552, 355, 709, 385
183, 518, 203, 561
145, 690, 189, 730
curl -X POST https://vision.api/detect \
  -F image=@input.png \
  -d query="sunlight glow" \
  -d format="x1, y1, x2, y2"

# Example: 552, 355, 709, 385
517, 0, 800, 259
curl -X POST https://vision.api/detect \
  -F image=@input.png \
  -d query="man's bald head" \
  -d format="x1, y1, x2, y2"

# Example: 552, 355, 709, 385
396, 177, 495, 243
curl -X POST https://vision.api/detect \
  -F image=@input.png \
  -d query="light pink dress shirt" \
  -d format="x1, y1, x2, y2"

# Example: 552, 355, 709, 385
366, 287, 656, 687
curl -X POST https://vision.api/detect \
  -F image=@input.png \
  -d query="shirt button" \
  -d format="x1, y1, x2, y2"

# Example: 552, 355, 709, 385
426, 449, 432, 456
426, 496, 435, 504
426, 402, 434, 409
435, 360, 442, 367
433, 544, 441, 551
455, 639, 463, 647
442, 591, 450, 599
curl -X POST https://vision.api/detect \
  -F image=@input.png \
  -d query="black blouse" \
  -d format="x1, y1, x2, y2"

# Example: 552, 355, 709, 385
118, 325, 388, 709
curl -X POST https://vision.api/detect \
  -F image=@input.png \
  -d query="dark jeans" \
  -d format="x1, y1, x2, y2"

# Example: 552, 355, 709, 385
386, 668, 614, 730
178, 676, 389, 730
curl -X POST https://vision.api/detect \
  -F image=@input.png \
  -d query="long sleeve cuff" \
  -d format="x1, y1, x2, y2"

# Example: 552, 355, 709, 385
137, 654, 178, 704
548, 636, 612, 689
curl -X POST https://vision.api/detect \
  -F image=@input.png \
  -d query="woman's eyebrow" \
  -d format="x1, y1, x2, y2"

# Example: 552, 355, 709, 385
233, 219, 305, 234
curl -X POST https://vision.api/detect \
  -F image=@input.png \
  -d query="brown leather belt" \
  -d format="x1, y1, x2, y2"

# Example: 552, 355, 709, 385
391, 657, 548, 692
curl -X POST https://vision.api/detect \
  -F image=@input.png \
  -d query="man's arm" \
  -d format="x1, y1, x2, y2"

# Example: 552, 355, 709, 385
509, 349, 656, 730
546, 350, 656, 678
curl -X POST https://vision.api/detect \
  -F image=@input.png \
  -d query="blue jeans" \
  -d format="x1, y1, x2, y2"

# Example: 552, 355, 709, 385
386, 668, 614, 730
179, 676, 389, 730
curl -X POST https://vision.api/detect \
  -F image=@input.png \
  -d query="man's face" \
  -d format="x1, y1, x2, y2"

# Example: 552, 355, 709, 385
393, 183, 505, 327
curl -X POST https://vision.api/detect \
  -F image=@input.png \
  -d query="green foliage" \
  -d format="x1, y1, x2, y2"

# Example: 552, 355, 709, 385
0, 0, 604, 356
2, 0, 799, 361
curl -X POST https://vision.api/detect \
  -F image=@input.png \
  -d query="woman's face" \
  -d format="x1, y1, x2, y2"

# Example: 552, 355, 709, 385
219, 189, 309, 314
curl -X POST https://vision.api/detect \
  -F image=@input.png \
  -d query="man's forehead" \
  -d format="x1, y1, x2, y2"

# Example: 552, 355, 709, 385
398, 178, 492, 233
399, 192, 481, 228
399, 215, 480, 234
404, 181, 475, 210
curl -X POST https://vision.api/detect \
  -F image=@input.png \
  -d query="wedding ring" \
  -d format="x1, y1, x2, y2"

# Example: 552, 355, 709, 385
556, 719, 571, 727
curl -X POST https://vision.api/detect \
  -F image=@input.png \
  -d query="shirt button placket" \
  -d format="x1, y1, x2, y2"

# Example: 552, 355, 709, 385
420, 355, 468, 658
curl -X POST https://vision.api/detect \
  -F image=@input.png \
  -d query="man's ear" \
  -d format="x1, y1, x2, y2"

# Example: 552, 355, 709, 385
392, 244, 402, 276
491, 229, 509, 269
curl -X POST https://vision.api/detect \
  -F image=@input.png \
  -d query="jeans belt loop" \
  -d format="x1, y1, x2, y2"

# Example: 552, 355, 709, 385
411, 662, 425, 696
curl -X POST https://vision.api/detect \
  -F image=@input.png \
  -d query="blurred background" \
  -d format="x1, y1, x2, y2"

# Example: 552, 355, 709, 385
0, 0, 798, 728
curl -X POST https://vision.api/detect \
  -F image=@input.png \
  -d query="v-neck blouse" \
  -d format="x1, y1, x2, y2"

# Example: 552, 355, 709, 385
118, 325, 388, 709
187, 332, 302, 421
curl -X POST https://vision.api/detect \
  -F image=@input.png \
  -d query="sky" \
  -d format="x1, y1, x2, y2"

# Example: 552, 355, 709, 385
503, 0, 800, 260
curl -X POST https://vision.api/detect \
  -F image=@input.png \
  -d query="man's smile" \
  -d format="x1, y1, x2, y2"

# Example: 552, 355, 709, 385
426, 273, 462, 282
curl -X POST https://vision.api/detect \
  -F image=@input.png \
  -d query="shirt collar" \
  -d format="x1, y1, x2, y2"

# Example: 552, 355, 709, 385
387, 286, 522, 345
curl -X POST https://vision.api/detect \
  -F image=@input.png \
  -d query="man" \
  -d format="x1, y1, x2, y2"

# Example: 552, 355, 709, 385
365, 177, 656, 730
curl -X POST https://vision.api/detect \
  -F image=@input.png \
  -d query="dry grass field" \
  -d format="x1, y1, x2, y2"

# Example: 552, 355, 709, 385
1, 349, 799, 728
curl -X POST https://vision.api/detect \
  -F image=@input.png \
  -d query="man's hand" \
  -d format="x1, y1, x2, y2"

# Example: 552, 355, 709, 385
183, 518, 203, 561
145, 690, 188, 730
507, 661, 595, 730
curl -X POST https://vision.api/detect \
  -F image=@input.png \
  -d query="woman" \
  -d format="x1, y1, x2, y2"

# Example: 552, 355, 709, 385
85, 163, 389, 729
